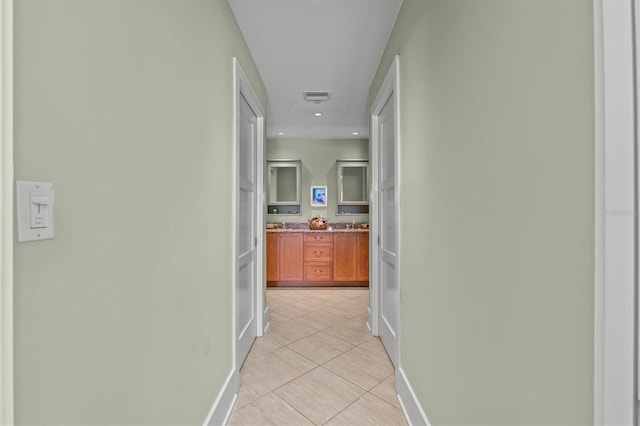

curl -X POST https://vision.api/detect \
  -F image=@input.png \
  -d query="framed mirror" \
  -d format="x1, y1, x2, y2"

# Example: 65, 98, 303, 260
267, 160, 302, 215
337, 160, 369, 215
337, 161, 368, 204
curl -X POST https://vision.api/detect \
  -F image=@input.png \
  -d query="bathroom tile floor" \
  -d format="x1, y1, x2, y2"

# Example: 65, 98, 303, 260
227, 288, 407, 426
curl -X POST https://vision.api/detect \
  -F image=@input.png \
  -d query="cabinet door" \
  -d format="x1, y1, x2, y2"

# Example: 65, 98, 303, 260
357, 233, 369, 281
334, 233, 357, 281
279, 233, 303, 281
266, 233, 279, 281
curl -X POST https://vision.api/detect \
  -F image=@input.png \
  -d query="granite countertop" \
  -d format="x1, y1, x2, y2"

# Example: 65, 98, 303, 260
266, 228, 369, 233
266, 222, 369, 233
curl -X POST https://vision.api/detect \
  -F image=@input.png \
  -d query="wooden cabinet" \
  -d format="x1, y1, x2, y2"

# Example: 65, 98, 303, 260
304, 262, 333, 281
278, 233, 303, 281
334, 233, 369, 282
303, 243, 333, 262
267, 230, 367, 286
334, 234, 357, 281
304, 233, 333, 244
304, 233, 334, 282
266, 233, 279, 281
356, 233, 369, 281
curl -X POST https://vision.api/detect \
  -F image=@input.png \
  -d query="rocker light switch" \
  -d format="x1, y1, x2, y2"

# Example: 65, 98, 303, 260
17, 181, 54, 242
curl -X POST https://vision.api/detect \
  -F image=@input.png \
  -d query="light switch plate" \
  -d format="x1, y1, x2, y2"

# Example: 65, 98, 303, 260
17, 181, 54, 242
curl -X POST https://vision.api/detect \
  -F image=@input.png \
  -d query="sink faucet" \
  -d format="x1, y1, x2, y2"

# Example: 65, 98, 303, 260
282, 221, 286, 229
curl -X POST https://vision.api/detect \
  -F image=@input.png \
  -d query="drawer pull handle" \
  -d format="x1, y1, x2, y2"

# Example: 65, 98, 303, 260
313, 251, 323, 254
314, 270, 323, 273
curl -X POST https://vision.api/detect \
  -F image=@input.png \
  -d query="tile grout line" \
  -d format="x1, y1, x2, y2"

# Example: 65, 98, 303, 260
320, 389, 370, 425
319, 387, 406, 425
231, 288, 406, 425
271, 364, 369, 426
284, 339, 354, 366
321, 361, 392, 394
267, 390, 319, 426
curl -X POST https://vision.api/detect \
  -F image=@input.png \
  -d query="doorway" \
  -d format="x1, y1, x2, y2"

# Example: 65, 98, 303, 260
0, 0, 13, 423
370, 55, 401, 368
595, 0, 637, 424
233, 57, 266, 372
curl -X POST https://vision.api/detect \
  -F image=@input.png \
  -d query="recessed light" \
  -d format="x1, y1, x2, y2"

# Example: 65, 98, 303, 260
352, 131, 360, 135
313, 112, 323, 117
277, 132, 285, 136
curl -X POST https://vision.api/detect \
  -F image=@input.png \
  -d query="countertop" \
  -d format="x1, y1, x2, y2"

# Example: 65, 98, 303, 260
266, 228, 369, 233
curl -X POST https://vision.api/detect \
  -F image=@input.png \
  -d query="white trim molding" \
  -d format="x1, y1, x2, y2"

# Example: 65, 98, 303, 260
1, 0, 13, 423
262, 306, 269, 333
397, 367, 430, 426
203, 369, 238, 426
594, 0, 637, 424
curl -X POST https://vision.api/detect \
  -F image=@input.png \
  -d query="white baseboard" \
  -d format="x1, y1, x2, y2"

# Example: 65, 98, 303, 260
263, 306, 270, 333
397, 367, 430, 426
203, 369, 238, 426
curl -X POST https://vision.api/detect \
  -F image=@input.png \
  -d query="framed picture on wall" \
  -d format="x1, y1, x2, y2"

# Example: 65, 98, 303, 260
310, 186, 327, 207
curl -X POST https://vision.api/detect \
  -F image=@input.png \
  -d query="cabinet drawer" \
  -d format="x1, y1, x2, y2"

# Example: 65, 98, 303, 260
304, 243, 333, 261
304, 233, 334, 244
304, 262, 333, 281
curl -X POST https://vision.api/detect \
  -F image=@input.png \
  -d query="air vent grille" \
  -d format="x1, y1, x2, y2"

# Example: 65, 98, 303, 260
303, 91, 331, 102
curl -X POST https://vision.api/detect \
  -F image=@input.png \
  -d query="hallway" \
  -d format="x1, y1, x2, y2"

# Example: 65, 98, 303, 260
227, 288, 407, 425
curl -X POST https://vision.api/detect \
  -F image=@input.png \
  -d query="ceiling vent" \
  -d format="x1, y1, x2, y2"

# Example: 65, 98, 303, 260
303, 91, 331, 103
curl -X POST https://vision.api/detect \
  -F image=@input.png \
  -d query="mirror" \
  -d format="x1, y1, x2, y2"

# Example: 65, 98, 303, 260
267, 160, 302, 215
270, 165, 299, 203
337, 161, 368, 204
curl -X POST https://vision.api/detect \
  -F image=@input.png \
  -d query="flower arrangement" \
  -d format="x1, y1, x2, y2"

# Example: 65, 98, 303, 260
308, 215, 328, 230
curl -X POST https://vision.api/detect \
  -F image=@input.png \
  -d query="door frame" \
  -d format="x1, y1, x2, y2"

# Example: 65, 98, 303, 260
369, 55, 401, 363
0, 0, 13, 423
232, 57, 265, 372
594, 0, 637, 424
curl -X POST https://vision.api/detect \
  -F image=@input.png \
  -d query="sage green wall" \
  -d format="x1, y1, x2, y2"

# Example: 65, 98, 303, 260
266, 138, 369, 224
13, 1, 265, 424
370, 1, 594, 424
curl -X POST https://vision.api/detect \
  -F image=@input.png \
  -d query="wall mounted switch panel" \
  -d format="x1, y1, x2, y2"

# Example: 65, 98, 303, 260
17, 181, 54, 242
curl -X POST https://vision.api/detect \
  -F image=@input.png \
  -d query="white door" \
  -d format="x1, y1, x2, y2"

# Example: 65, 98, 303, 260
377, 86, 398, 367
0, 2, 13, 422
236, 92, 258, 368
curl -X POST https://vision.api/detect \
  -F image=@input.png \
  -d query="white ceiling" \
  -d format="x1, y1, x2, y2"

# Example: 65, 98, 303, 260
228, 0, 402, 140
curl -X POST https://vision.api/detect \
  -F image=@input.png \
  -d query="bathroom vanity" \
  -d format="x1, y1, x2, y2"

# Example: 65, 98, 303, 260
266, 228, 369, 287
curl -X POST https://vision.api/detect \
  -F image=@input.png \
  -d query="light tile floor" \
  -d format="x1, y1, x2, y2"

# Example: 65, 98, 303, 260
227, 288, 407, 426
